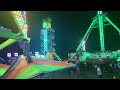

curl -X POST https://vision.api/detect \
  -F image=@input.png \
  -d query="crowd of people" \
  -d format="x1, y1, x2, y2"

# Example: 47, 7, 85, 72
68, 55, 120, 79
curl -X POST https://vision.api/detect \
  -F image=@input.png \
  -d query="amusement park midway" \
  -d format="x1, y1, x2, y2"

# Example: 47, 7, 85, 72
0, 11, 120, 79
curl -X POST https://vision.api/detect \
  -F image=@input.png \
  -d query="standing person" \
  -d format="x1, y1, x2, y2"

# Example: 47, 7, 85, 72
30, 52, 34, 56
19, 39, 33, 63
112, 76, 116, 79
114, 61, 118, 73
68, 56, 76, 76
68, 53, 71, 59
75, 55, 80, 78
90, 61, 93, 71
84, 61, 87, 71
109, 62, 114, 77
117, 61, 120, 72
109, 63, 113, 71
97, 65, 102, 79
94, 64, 97, 71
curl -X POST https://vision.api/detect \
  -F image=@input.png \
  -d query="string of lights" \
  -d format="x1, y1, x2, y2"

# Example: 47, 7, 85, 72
11, 11, 28, 36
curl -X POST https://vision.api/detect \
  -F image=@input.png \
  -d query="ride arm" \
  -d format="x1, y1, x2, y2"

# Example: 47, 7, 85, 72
105, 17, 120, 33
53, 53, 61, 61
69, 17, 97, 60
0, 30, 30, 50
0, 28, 18, 39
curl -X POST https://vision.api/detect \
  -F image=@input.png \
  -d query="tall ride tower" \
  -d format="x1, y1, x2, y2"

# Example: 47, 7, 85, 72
40, 17, 61, 60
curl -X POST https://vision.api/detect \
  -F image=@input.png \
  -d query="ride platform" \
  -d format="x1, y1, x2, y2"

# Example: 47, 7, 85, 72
0, 55, 74, 79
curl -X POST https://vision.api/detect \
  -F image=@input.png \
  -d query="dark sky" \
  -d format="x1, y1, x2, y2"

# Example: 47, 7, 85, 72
0, 11, 120, 59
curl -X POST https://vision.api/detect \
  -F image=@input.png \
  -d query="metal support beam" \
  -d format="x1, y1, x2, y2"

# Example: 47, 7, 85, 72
93, 23, 110, 28
0, 33, 21, 50
0, 55, 24, 79
76, 17, 97, 51
69, 11, 120, 61
69, 17, 97, 60
53, 53, 61, 61
0, 39, 16, 50
98, 11, 105, 52
105, 17, 120, 33
0, 28, 18, 39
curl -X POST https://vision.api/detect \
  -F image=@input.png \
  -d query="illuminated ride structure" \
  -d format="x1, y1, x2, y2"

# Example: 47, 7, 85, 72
69, 11, 120, 62
0, 11, 74, 79
40, 17, 61, 61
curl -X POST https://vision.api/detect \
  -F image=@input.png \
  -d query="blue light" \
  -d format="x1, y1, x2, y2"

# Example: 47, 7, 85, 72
14, 53, 18, 57
43, 29, 48, 52
7, 53, 11, 57
44, 38, 47, 42
40, 55, 45, 58
35, 52, 39, 56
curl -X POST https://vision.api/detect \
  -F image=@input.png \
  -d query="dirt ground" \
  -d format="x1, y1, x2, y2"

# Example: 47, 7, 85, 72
38, 69, 120, 79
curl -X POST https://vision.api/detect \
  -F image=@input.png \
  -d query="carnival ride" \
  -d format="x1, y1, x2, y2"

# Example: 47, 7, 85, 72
40, 17, 61, 60
69, 11, 120, 62
0, 11, 74, 79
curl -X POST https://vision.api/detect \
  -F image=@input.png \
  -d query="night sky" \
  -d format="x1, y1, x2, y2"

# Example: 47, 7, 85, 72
0, 11, 120, 60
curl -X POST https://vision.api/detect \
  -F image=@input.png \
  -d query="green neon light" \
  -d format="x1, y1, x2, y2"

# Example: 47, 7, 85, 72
15, 65, 66, 79
12, 11, 28, 36
0, 68, 7, 76
42, 18, 52, 29
98, 11, 105, 52
54, 53, 61, 61
76, 18, 97, 52
43, 29, 48, 52
105, 17, 120, 33
0, 33, 20, 50
16, 11, 21, 14
16, 18, 25, 25
0, 39, 16, 50
42, 22, 46, 29
70, 13, 98, 60
70, 11, 120, 60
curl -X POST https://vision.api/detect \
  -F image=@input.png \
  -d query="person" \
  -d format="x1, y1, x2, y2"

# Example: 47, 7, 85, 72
19, 39, 33, 63
113, 61, 117, 72
75, 55, 80, 78
95, 64, 97, 70
97, 65, 102, 79
68, 59, 76, 75
30, 52, 34, 56
112, 76, 116, 79
117, 61, 120, 72
68, 53, 71, 59
110, 63, 112, 68
109, 62, 113, 70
